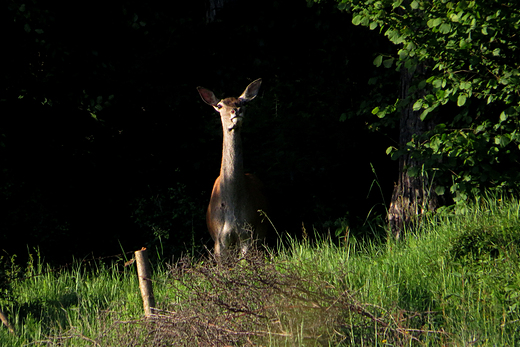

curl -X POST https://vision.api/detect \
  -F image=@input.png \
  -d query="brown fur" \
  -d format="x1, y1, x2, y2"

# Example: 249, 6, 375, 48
206, 173, 268, 256
197, 79, 268, 257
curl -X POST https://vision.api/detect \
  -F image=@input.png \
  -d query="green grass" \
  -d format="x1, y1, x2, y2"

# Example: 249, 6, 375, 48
0, 256, 146, 345
1, 195, 520, 346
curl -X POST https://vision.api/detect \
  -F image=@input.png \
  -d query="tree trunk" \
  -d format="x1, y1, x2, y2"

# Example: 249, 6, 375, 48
388, 66, 442, 238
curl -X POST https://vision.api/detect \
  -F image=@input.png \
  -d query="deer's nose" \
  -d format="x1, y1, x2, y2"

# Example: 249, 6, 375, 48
230, 109, 241, 119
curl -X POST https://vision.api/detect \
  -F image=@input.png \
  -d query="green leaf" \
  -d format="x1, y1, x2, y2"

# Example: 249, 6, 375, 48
413, 99, 423, 111
432, 79, 442, 88
460, 81, 471, 90
383, 58, 394, 68
457, 94, 467, 106
386, 146, 395, 155
410, 1, 419, 9
435, 185, 446, 195
392, 0, 403, 9
404, 59, 415, 69
373, 55, 383, 67
427, 18, 442, 28
439, 23, 452, 34
352, 15, 363, 26
499, 76, 509, 85
459, 39, 471, 49
429, 136, 440, 152
370, 21, 378, 30
405, 42, 416, 51
449, 13, 459, 22
495, 135, 511, 147
475, 124, 486, 133
386, 29, 405, 44
420, 108, 432, 121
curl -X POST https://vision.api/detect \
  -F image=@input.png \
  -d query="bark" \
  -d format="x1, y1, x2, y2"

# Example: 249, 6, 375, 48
388, 65, 443, 238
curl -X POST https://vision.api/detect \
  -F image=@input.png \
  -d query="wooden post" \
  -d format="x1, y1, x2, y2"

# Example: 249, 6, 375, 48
0, 307, 15, 334
135, 248, 155, 317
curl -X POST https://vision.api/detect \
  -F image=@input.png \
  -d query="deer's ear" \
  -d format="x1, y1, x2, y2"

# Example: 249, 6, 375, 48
238, 78, 262, 103
197, 87, 220, 106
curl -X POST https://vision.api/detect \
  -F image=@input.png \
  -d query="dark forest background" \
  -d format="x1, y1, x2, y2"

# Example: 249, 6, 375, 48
2, 0, 400, 263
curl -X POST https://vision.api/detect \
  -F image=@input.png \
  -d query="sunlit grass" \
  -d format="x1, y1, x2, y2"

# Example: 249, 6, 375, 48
272, 194, 520, 345
0, 257, 145, 346
1, 194, 519, 345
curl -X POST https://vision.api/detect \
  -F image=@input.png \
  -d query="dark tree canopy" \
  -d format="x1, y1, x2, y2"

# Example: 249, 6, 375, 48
3, 0, 398, 262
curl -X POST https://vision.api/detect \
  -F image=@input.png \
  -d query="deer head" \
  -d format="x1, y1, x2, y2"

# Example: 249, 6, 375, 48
197, 78, 262, 130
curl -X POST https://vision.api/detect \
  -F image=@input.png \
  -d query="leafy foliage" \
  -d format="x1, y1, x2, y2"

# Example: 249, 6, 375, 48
309, 0, 520, 202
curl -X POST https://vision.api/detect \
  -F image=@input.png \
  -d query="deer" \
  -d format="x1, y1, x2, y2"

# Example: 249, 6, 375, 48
197, 78, 269, 258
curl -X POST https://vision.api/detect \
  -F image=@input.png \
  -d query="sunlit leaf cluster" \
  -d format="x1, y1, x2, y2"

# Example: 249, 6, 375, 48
310, 0, 520, 201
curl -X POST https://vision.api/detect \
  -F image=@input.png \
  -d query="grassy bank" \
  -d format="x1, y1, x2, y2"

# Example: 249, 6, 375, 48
1, 195, 519, 345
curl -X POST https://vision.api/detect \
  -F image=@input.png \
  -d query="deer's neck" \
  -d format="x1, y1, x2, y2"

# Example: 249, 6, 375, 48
220, 128, 245, 193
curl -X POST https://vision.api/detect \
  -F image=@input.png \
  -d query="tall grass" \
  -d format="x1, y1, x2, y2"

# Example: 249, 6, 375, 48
1, 194, 519, 345
0, 256, 147, 346
283, 194, 520, 345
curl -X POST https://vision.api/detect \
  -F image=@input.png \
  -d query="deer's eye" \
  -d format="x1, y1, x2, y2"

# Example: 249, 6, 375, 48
216, 104, 223, 109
